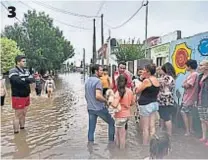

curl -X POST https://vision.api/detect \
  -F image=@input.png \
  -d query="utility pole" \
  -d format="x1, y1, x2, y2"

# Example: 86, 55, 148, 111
101, 14, 104, 66
106, 29, 111, 66
93, 19, 96, 64
144, 0, 149, 58
83, 48, 86, 82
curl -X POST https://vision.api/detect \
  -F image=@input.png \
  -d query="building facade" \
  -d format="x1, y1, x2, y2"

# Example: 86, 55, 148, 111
169, 31, 208, 104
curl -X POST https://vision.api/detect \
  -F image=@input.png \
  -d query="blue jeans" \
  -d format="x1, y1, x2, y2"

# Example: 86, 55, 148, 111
88, 108, 115, 142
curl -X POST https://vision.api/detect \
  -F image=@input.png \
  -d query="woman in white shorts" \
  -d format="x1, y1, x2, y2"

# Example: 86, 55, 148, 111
135, 64, 160, 145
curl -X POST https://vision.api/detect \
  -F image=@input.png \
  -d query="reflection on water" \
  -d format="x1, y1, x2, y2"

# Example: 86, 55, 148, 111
13, 130, 31, 159
1, 73, 208, 159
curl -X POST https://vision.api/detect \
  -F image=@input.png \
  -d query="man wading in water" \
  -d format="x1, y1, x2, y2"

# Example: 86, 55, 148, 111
9, 55, 35, 134
85, 64, 115, 142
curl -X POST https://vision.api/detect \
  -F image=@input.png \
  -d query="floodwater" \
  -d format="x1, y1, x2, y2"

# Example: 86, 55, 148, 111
1, 73, 208, 159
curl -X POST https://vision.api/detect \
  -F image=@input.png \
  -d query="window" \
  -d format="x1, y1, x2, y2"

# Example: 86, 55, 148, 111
156, 57, 166, 66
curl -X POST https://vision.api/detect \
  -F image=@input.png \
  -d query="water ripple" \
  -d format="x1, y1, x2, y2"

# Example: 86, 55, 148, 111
1, 73, 208, 159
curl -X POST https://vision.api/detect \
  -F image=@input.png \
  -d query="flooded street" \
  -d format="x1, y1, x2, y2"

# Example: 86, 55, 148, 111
1, 73, 208, 159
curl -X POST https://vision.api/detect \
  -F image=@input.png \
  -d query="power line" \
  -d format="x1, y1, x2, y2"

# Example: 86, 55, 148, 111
105, 0, 146, 29
96, 1, 105, 16
54, 19, 91, 30
1, 1, 22, 23
32, 1, 100, 19
19, 1, 33, 10
19, 1, 92, 30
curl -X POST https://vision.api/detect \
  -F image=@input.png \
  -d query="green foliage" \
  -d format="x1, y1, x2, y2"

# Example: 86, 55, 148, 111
2, 10, 75, 72
0, 38, 22, 73
112, 44, 145, 63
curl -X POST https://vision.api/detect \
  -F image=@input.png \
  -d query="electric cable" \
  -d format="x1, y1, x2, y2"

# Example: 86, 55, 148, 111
96, 1, 105, 16
19, 1, 92, 30
1, 1, 22, 23
105, 0, 146, 29
32, 1, 100, 19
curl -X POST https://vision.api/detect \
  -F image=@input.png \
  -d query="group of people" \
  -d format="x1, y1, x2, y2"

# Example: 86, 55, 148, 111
1, 54, 208, 159
34, 71, 56, 98
1, 55, 56, 134
85, 59, 208, 158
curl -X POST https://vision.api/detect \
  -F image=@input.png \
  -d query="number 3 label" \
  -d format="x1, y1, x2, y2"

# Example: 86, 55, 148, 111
8, 6, 16, 18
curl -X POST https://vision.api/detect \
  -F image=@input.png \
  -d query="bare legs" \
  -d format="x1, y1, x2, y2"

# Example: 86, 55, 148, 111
201, 120, 208, 140
48, 91, 51, 98
115, 127, 127, 149
181, 112, 193, 135
141, 112, 156, 145
13, 107, 28, 133
115, 128, 119, 146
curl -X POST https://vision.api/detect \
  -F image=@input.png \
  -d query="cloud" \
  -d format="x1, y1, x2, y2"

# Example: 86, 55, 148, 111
1, 1, 208, 63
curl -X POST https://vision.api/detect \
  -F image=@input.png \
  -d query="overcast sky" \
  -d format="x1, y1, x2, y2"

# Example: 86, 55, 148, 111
1, 0, 208, 63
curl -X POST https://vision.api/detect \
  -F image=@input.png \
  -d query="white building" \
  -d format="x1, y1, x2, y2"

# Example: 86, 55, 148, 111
149, 30, 182, 66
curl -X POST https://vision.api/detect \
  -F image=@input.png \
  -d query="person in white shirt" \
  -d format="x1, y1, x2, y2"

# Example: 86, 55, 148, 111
44, 75, 56, 98
0, 74, 7, 106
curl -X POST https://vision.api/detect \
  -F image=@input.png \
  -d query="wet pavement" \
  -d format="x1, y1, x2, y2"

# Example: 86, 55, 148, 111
1, 73, 208, 159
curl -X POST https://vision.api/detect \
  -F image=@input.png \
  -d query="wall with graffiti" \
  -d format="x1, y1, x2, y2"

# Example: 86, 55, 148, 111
169, 31, 208, 104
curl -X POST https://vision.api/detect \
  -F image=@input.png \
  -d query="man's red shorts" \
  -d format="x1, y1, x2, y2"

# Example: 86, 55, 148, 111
12, 97, 30, 110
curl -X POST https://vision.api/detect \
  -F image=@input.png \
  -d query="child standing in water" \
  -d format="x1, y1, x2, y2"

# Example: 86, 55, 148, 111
34, 72, 43, 96
145, 131, 171, 159
44, 75, 56, 98
111, 75, 135, 149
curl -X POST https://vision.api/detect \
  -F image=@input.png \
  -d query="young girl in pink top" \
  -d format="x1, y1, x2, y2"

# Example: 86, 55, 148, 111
111, 75, 135, 149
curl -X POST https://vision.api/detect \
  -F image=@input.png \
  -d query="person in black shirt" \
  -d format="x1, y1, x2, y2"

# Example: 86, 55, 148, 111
9, 55, 35, 134
135, 64, 160, 145
34, 73, 43, 96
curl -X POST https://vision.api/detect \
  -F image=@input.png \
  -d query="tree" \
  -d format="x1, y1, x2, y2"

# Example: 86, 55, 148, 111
112, 43, 145, 63
2, 10, 75, 73
0, 38, 22, 73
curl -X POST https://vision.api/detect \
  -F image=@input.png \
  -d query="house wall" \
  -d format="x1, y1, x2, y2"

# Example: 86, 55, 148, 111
169, 32, 208, 104
151, 43, 170, 66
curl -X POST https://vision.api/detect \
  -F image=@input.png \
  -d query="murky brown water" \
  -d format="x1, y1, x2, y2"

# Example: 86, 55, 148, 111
1, 73, 208, 159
